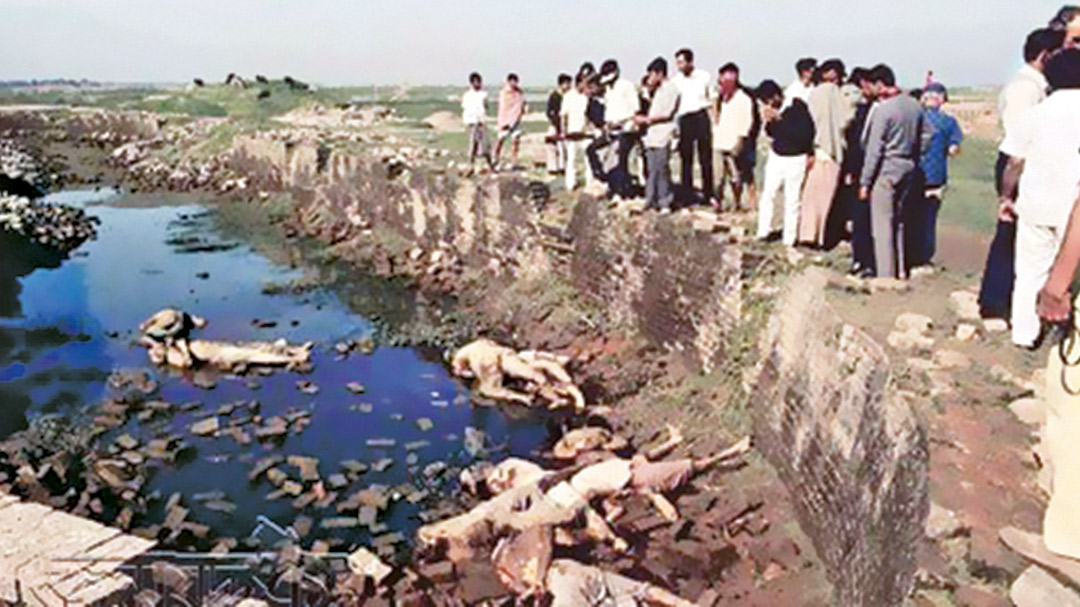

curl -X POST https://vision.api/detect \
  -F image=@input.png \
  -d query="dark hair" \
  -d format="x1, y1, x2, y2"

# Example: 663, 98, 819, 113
507, 73, 519, 82
579, 62, 596, 76
599, 59, 619, 76
675, 48, 694, 63
796, 57, 818, 74
909, 88, 923, 99
557, 73, 572, 85
868, 64, 896, 87
1051, 5, 1080, 29
469, 72, 482, 83
821, 58, 846, 78
719, 62, 739, 74
1046, 48, 1080, 89
755, 79, 783, 101
1026, 28, 1067, 63
849, 67, 868, 85
647, 57, 668, 75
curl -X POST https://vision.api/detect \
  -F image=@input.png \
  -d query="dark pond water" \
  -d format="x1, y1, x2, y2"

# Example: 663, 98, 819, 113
0, 189, 552, 550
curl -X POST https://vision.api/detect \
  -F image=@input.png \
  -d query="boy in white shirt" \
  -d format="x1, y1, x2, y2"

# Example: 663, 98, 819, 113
461, 72, 495, 176
561, 74, 594, 191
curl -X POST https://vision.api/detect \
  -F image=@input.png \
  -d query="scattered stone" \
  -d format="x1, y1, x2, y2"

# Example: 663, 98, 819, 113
955, 323, 979, 342
296, 380, 320, 395
345, 381, 366, 394
321, 517, 359, 529
1009, 397, 1046, 426
282, 481, 304, 496
358, 505, 378, 526
406, 453, 419, 466
347, 547, 393, 584
372, 458, 394, 472
266, 468, 289, 486
933, 349, 971, 370
255, 416, 289, 439
895, 313, 933, 334
416, 417, 434, 432
292, 515, 314, 538
340, 459, 370, 476
367, 438, 396, 448
292, 492, 318, 510
983, 318, 1009, 333
116, 434, 140, 450
1010, 565, 1080, 607
327, 473, 349, 489
287, 455, 321, 481
950, 290, 981, 321
249, 456, 284, 480
190, 417, 220, 436
203, 499, 237, 514
926, 502, 967, 540
887, 330, 934, 352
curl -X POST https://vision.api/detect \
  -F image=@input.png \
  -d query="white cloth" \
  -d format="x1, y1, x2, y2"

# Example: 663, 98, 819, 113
1011, 219, 1063, 347
671, 68, 712, 115
757, 151, 808, 245
784, 80, 811, 107
461, 89, 487, 125
643, 79, 680, 148
1001, 90, 1080, 229
713, 88, 754, 152
998, 64, 1048, 152
560, 89, 589, 135
565, 139, 595, 191
604, 77, 639, 126
569, 458, 632, 500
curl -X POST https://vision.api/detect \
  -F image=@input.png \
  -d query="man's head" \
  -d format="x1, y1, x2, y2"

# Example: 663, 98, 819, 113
599, 59, 620, 87
586, 74, 602, 96
506, 73, 519, 88
469, 72, 483, 90
819, 58, 845, 84
675, 48, 694, 75
755, 79, 784, 109
579, 61, 596, 80
557, 73, 572, 92
1026, 28, 1068, 69
719, 62, 740, 84
646, 57, 668, 88
796, 57, 818, 85
1046, 47, 1080, 90
1051, 5, 1080, 47
868, 64, 897, 98
922, 82, 947, 109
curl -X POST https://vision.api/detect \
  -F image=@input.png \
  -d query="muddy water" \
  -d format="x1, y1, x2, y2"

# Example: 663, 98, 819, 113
0, 189, 551, 548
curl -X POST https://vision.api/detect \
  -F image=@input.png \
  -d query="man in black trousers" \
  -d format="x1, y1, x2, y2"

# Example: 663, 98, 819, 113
672, 48, 715, 207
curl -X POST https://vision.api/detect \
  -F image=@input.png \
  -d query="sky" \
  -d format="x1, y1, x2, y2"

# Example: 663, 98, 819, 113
0, 0, 1070, 88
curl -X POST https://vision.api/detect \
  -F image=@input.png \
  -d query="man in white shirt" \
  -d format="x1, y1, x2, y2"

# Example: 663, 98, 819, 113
784, 57, 817, 106
978, 28, 1065, 321
712, 62, 757, 211
461, 72, 495, 176
561, 73, 594, 192
672, 48, 715, 206
594, 60, 641, 199
998, 48, 1080, 348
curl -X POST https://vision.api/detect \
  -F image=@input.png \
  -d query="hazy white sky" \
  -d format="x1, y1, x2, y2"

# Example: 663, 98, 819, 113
0, 0, 1069, 87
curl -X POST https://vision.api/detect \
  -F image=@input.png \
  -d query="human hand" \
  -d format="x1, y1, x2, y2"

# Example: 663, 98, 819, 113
998, 198, 1017, 222
858, 186, 869, 201
1038, 283, 1072, 323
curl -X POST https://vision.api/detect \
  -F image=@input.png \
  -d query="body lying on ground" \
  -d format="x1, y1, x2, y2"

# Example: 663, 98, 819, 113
450, 338, 586, 410
137, 308, 313, 372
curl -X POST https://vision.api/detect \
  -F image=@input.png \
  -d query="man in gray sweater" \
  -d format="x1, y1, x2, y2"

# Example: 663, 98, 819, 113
859, 64, 930, 279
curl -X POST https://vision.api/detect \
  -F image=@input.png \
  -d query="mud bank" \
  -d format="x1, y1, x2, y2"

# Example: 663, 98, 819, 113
0, 107, 934, 607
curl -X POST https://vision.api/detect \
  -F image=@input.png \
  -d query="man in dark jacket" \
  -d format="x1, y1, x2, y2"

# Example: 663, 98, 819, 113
545, 73, 572, 174
755, 79, 815, 245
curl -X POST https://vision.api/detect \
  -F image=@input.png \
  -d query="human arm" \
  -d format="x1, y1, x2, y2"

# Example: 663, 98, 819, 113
1038, 191, 1080, 322
859, 110, 887, 192
947, 117, 963, 156
998, 156, 1024, 221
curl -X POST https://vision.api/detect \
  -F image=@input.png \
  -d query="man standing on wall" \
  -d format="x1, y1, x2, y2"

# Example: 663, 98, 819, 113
637, 57, 681, 212
858, 64, 928, 280
800, 58, 852, 246
596, 60, 641, 200
546, 74, 572, 175
978, 28, 1063, 319
913, 82, 962, 271
462, 72, 495, 176
672, 48, 715, 207
494, 73, 527, 171
713, 62, 757, 212
755, 80, 815, 245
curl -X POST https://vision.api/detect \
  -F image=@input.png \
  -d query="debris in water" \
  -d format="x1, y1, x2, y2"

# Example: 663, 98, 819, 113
463, 426, 487, 458
190, 417, 220, 436
416, 418, 434, 431
296, 380, 319, 395
366, 438, 396, 448
372, 458, 394, 472
203, 499, 237, 513
345, 381, 366, 394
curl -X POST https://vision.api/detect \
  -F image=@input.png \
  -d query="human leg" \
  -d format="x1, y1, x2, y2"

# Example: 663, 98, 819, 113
678, 115, 694, 194
696, 113, 715, 202
781, 155, 808, 246
1011, 220, 1061, 347
565, 140, 580, 190
870, 176, 898, 278
757, 151, 783, 239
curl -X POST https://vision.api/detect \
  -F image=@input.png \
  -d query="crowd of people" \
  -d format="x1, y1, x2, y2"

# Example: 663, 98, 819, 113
459, 6, 1080, 338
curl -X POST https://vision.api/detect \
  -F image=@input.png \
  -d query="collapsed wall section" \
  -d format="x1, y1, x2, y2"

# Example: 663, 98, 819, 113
751, 267, 928, 607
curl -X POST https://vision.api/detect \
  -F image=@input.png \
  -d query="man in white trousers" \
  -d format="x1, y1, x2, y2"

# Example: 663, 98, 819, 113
754, 79, 816, 244
1000, 48, 1080, 349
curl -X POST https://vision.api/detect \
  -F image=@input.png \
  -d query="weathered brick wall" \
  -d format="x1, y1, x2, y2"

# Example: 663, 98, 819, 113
229, 137, 742, 371
751, 267, 928, 607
